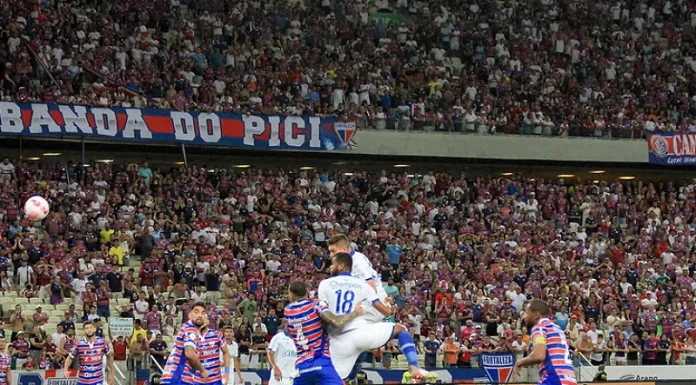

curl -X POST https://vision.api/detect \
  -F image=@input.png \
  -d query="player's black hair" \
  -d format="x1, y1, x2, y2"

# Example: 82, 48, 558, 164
333, 252, 353, 271
83, 321, 94, 328
527, 298, 552, 317
191, 301, 207, 312
289, 281, 308, 298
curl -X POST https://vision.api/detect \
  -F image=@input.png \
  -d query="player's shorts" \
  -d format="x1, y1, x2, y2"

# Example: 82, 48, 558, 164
329, 323, 395, 379
293, 357, 343, 385
269, 378, 294, 385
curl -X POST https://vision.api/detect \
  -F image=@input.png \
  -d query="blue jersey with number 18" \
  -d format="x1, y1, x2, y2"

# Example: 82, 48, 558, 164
317, 272, 380, 334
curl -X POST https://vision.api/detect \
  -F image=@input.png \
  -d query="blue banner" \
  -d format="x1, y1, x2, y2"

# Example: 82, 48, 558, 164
647, 132, 696, 165
0, 102, 357, 150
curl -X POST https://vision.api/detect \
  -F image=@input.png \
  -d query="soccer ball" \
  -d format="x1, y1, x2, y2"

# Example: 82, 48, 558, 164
24, 196, 49, 221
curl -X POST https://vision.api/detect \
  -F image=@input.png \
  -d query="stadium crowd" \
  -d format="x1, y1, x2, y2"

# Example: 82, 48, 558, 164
0, 156, 695, 372
2, 0, 696, 136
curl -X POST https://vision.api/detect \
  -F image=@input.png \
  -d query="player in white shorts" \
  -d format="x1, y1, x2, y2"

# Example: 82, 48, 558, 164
267, 320, 297, 385
318, 252, 434, 381
328, 235, 388, 324
221, 326, 244, 385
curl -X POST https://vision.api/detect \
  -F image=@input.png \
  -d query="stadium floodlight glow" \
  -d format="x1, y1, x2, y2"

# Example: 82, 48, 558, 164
26, 157, 40, 161
618, 176, 636, 180
593, 180, 600, 183
300, 166, 315, 170
208, 169, 216, 173
344, 172, 354, 176
333, 161, 347, 165
589, 170, 605, 174
501, 172, 514, 176
174, 161, 185, 165
43, 153, 61, 156
393, 164, 410, 168
96, 159, 114, 163
232, 164, 251, 168
557, 174, 575, 178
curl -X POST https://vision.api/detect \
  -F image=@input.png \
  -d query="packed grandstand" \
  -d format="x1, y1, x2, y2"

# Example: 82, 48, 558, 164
1, 0, 696, 383
2, 0, 693, 136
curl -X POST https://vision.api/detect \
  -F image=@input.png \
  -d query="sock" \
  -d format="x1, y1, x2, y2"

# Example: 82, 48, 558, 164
397, 330, 420, 368
347, 351, 367, 381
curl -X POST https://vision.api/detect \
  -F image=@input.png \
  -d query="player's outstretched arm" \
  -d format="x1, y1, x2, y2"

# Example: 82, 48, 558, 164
320, 303, 363, 329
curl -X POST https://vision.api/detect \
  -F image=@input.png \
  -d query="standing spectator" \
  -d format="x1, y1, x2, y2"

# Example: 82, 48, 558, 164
58, 312, 75, 333
9, 305, 26, 341
149, 334, 168, 372
423, 332, 440, 370
144, 305, 163, 336
16, 259, 33, 289
51, 325, 65, 349
643, 332, 659, 365
128, 333, 148, 371
96, 281, 111, 320
627, 334, 642, 366
237, 293, 257, 324
58, 328, 77, 369
133, 293, 149, 321
442, 337, 459, 368
511, 334, 528, 360
32, 306, 48, 329
50, 276, 65, 305
28, 325, 46, 367
112, 335, 128, 376
249, 326, 268, 369
12, 331, 29, 368
263, 309, 281, 337
129, 320, 147, 346
0, 158, 15, 182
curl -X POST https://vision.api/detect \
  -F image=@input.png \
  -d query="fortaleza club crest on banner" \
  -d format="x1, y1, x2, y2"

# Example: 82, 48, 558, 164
481, 353, 515, 383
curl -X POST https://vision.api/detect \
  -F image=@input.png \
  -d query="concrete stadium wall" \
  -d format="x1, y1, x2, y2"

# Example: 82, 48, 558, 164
350, 131, 648, 163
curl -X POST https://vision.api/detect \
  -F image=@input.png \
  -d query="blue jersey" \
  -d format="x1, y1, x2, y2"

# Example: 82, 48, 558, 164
284, 299, 330, 365
70, 337, 110, 385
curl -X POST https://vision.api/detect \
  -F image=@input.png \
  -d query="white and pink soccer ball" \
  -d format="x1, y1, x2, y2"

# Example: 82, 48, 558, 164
24, 196, 49, 221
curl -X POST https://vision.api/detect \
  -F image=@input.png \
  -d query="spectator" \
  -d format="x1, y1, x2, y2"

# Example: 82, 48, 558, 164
9, 305, 26, 341
28, 325, 46, 367
95, 281, 111, 320
112, 335, 129, 376
144, 305, 163, 336
442, 337, 459, 368
249, 325, 268, 369
149, 334, 168, 372
12, 331, 29, 368
129, 333, 148, 371
32, 306, 48, 330
423, 332, 440, 370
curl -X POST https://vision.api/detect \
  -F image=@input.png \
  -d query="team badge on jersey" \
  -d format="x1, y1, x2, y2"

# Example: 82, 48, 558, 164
481, 353, 515, 383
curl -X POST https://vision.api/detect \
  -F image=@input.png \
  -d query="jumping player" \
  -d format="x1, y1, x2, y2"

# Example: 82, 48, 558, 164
328, 235, 388, 381
511, 299, 578, 385
284, 280, 362, 385
328, 235, 389, 323
195, 312, 231, 385
63, 321, 115, 385
160, 302, 209, 385
318, 252, 432, 381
